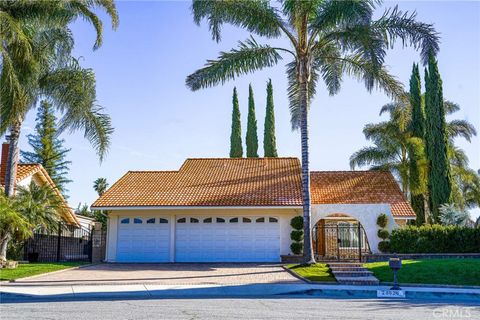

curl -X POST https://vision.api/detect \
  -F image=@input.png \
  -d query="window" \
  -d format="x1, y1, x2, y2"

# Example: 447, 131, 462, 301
177, 218, 186, 223
120, 218, 130, 224
134, 218, 142, 224
269, 217, 278, 223
256, 217, 265, 223
146, 218, 155, 224
338, 222, 359, 248
242, 217, 251, 223
159, 218, 168, 224
203, 217, 212, 223
216, 217, 225, 223
190, 218, 199, 223
229, 217, 238, 223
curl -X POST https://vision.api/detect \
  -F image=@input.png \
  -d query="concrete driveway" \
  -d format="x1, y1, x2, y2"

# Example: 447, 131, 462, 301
11, 263, 301, 285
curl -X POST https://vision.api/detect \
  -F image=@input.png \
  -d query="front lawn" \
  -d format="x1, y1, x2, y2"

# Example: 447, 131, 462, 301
286, 263, 336, 282
0, 262, 87, 281
365, 259, 480, 286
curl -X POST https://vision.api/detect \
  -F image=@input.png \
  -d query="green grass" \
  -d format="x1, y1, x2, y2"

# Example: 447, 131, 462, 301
365, 259, 480, 286
0, 262, 87, 281
287, 263, 336, 282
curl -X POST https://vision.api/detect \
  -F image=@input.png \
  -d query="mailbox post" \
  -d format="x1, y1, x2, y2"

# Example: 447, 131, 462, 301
389, 254, 402, 290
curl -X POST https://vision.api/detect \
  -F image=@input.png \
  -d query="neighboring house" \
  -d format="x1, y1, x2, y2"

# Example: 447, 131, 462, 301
76, 214, 96, 232
92, 158, 415, 263
0, 142, 78, 227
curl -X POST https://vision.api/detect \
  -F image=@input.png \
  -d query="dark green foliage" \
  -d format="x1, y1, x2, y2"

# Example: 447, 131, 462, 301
245, 84, 258, 157
263, 79, 278, 157
377, 229, 390, 240
376, 213, 388, 228
389, 225, 480, 253
290, 216, 304, 230
21, 101, 71, 196
290, 230, 304, 242
229, 87, 243, 158
378, 240, 391, 253
290, 242, 303, 255
408, 63, 427, 224
424, 56, 452, 222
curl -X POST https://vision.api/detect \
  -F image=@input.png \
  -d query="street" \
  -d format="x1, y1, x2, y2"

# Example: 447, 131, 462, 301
1, 297, 479, 320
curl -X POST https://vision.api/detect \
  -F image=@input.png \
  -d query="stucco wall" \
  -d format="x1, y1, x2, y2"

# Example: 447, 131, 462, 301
311, 204, 397, 254
105, 208, 300, 262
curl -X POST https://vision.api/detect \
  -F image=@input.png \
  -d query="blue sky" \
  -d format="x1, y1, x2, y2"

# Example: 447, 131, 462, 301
15, 1, 480, 218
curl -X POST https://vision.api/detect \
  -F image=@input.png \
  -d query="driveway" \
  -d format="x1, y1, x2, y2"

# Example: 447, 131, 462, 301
10, 263, 301, 285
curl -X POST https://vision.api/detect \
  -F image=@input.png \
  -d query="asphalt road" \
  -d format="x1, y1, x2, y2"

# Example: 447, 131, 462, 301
1, 297, 479, 320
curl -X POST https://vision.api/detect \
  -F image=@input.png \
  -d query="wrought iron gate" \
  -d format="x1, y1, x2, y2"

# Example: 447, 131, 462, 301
313, 220, 370, 261
23, 224, 92, 263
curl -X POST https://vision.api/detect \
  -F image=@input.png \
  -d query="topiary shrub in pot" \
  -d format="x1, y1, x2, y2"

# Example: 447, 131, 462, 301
376, 213, 390, 253
290, 216, 304, 255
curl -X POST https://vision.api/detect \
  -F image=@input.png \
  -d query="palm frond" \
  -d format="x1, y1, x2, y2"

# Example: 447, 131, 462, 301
349, 146, 396, 170
447, 119, 477, 142
192, 0, 281, 42
312, 0, 376, 30
444, 100, 460, 115
186, 37, 282, 91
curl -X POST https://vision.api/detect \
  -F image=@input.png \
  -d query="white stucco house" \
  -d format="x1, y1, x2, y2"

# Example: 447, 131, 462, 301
91, 158, 415, 263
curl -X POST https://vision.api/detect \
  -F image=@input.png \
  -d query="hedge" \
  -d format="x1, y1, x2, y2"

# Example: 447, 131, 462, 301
389, 225, 480, 253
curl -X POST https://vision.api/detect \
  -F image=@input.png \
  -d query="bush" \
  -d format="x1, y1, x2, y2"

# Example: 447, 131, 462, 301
389, 225, 480, 253
377, 229, 390, 240
290, 216, 303, 230
290, 230, 304, 242
378, 240, 390, 253
290, 242, 303, 255
376, 213, 388, 228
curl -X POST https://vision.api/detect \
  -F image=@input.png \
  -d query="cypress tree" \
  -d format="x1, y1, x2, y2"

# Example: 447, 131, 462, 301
263, 79, 278, 157
408, 63, 426, 225
246, 84, 259, 157
21, 100, 72, 196
229, 87, 243, 158
424, 56, 452, 222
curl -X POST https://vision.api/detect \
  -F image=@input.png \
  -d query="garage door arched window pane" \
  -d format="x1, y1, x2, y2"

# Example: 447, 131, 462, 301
216, 217, 225, 223
121, 218, 130, 224
256, 217, 265, 223
134, 218, 143, 224
159, 218, 168, 224
177, 218, 186, 223
229, 217, 238, 223
269, 217, 278, 223
242, 217, 251, 223
146, 218, 155, 224
190, 218, 199, 223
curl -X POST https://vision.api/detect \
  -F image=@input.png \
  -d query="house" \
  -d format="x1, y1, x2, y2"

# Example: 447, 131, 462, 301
92, 158, 415, 263
0, 142, 79, 227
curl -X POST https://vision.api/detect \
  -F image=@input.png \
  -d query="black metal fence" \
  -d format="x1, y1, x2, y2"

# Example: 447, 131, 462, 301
23, 224, 92, 263
313, 221, 371, 261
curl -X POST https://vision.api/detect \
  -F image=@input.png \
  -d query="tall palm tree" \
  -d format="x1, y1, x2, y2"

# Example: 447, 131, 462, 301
0, 0, 118, 197
93, 177, 109, 196
186, 0, 439, 263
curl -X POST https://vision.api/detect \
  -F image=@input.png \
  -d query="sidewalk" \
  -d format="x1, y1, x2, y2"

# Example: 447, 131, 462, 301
1, 282, 479, 302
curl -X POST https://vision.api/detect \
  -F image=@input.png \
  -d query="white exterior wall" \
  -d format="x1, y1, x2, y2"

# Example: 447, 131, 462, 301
311, 204, 397, 254
104, 208, 300, 262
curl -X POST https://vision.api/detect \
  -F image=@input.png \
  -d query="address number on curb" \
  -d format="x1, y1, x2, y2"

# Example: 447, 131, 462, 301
377, 290, 406, 298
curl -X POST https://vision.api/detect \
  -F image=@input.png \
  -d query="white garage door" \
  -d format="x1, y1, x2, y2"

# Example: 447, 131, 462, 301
117, 217, 170, 262
175, 216, 280, 262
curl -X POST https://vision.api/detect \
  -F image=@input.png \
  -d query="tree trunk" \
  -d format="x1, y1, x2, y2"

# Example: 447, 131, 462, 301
298, 60, 315, 264
4, 121, 21, 197
0, 234, 11, 262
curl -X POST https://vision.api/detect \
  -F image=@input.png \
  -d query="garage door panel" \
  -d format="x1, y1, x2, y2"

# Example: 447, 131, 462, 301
175, 216, 280, 262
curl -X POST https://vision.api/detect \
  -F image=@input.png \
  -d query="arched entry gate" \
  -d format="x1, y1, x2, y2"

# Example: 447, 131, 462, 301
312, 219, 370, 261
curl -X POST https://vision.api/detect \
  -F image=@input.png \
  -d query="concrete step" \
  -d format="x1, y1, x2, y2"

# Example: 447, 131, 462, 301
328, 263, 363, 268
328, 266, 367, 272
335, 276, 380, 286
331, 271, 374, 278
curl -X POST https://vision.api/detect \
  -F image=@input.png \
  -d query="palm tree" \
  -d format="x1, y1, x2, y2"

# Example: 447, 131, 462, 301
186, 0, 438, 263
350, 100, 477, 209
0, 0, 119, 197
93, 178, 109, 196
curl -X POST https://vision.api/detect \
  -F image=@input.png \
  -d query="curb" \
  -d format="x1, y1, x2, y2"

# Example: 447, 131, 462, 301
6, 263, 96, 283
379, 282, 480, 290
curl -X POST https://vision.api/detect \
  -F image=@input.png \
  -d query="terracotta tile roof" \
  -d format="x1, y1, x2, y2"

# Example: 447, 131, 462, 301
1, 163, 79, 226
310, 171, 416, 217
92, 158, 415, 218
92, 158, 303, 207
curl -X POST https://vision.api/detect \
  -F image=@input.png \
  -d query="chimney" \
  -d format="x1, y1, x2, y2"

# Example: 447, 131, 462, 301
1, 139, 10, 186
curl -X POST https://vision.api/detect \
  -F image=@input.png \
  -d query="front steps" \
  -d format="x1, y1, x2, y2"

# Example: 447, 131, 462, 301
328, 262, 380, 285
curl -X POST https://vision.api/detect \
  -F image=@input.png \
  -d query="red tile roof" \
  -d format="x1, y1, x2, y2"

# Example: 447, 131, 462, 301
92, 158, 415, 218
